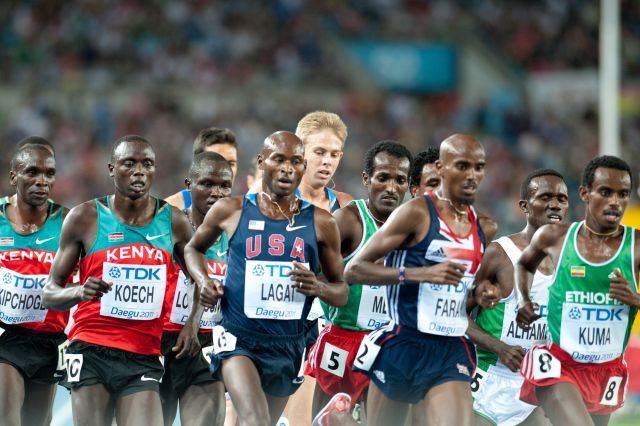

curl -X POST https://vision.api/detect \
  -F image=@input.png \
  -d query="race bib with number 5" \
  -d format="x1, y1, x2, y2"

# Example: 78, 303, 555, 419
470, 367, 488, 394
320, 343, 349, 377
211, 326, 237, 355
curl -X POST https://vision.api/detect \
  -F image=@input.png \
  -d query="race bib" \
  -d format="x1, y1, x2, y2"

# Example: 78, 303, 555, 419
56, 340, 69, 372
244, 260, 307, 320
416, 276, 471, 336
560, 302, 628, 363
528, 347, 561, 380
470, 367, 489, 394
201, 345, 214, 363
169, 269, 223, 329
353, 334, 381, 372
320, 342, 349, 377
0, 267, 48, 324
65, 353, 83, 383
356, 285, 390, 330
211, 325, 237, 355
100, 262, 166, 320
501, 299, 548, 350
600, 376, 624, 406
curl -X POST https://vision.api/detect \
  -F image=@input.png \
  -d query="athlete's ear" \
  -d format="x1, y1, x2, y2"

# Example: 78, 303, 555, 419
9, 170, 17, 187
578, 185, 589, 202
435, 159, 443, 175
107, 163, 115, 177
257, 154, 264, 170
185, 178, 192, 191
410, 185, 418, 197
518, 199, 529, 214
362, 171, 369, 187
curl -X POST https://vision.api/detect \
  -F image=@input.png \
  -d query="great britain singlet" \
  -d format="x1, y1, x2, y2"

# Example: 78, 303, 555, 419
69, 196, 174, 355
164, 231, 228, 333
475, 236, 551, 372
384, 193, 486, 335
0, 201, 69, 333
221, 193, 320, 335
322, 199, 389, 331
547, 221, 637, 363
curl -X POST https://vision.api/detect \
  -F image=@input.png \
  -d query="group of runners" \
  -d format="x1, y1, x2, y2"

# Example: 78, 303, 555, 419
0, 110, 637, 426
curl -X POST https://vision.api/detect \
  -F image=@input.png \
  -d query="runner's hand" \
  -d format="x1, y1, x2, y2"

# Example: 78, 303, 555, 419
290, 261, 324, 298
173, 323, 201, 359
419, 261, 467, 285
497, 342, 525, 372
474, 281, 501, 309
79, 277, 112, 302
609, 268, 640, 307
200, 278, 223, 309
516, 301, 540, 329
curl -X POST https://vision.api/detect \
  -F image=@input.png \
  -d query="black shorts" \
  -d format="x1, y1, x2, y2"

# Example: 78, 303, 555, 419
160, 331, 217, 401
63, 340, 164, 398
211, 323, 305, 397
0, 326, 66, 384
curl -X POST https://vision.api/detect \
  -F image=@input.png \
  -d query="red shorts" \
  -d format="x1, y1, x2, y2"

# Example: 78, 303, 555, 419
520, 344, 628, 415
305, 324, 370, 406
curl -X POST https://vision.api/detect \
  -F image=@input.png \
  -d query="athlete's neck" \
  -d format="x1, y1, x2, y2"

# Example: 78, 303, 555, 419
434, 189, 470, 220
187, 206, 204, 229
111, 193, 155, 227
258, 190, 299, 220
6, 197, 49, 234
522, 223, 539, 244
583, 216, 621, 239
299, 178, 328, 203
365, 200, 388, 225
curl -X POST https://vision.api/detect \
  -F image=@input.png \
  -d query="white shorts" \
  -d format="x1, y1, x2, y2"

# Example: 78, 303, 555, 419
472, 365, 537, 426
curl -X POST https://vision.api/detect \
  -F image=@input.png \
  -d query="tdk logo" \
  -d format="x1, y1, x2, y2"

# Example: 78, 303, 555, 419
2, 272, 45, 289
430, 284, 443, 291
108, 266, 161, 281
252, 265, 265, 276
569, 306, 624, 321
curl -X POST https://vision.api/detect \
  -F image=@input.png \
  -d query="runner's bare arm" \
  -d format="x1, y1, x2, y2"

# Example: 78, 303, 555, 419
184, 197, 242, 308
478, 213, 498, 242
292, 209, 348, 307
44, 202, 110, 310
345, 197, 466, 285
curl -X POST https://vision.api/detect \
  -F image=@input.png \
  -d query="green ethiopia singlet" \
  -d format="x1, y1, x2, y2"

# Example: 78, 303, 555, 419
549, 221, 637, 363
321, 199, 390, 331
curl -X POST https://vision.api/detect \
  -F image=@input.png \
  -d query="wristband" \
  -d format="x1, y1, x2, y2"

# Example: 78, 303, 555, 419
398, 266, 406, 284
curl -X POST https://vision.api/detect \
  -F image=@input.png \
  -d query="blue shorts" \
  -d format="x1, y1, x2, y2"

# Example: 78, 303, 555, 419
210, 323, 305, 397
354, 324, 476, 404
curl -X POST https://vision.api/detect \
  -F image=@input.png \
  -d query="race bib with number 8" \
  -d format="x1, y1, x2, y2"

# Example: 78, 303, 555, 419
600, 376, 624, 406
530, 347, 561, 380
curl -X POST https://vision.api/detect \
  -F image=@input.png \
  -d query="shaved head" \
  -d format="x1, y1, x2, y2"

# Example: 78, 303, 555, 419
439, 134, 484, 162
263, 131, 304, 155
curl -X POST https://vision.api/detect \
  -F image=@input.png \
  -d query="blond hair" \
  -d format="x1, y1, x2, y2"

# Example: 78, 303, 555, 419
295, 111, 348, 146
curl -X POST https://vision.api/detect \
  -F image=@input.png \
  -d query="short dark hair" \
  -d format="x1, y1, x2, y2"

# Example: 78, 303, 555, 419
410, 147, 439, 188
192, 127, 237, 155
520, 168, 565, 200
16, 136, 55, 154
364, 140, 413, 177
10, 144, 54, 170
189, 151, 231, 179
581, 155, 633, 189
111, 135, 152, 162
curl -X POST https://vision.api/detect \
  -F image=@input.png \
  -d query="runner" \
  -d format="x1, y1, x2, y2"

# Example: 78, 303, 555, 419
469, 169, 569, 426
184, 130, 348, 426
43, 135, 193, 426
0, 143, 69, 426
166, 127, 238, 209
410, 147, 440, 197
161, 151, 233, 426
516, 155, 639, 426
306, 140, 412, 424
344, 134, 496, 426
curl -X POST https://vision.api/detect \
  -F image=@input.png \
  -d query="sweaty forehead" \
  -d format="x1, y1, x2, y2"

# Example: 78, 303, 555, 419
593, 167, 631, 189
114, 141, 155, 160
13, 146, 55, 169
530, 175, 567, 195
440, 139, 485, 163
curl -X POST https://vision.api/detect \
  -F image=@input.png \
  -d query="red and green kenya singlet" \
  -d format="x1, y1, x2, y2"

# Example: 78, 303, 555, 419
163, 232, 228, 334
549, 221, 638, 363
70, 197, 174, 355
0, 201, 69, 333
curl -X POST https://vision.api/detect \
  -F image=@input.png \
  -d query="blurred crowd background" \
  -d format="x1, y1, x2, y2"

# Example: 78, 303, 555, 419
1, 1, 640, 424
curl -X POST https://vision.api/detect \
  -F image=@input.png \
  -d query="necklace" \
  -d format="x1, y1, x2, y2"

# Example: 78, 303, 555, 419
365, 200, 385, 226
260, 192, 300, 227
584, 222, 621, 237
434, 191, 467, 216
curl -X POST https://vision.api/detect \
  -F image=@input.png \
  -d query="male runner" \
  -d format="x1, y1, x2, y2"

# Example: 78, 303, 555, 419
43, 135, 193, 426
184, 131, 348, 426
345, 134, 497, 426
306, 140, 412, 423
468, 169, 569, 426
516, 156, 640, 426
0, 143, 69, 426
410, 147, 440, 197
0, 137, 56, 206
166, 127, 238, 209
161, 151, 233, 426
